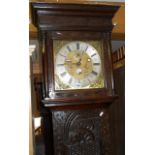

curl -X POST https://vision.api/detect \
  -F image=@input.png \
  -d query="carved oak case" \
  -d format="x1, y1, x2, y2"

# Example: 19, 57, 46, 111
31, 2, 119, 155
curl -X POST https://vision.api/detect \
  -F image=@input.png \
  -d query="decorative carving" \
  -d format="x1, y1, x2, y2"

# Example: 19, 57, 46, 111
53, 111, 67, 124
51, 108, 111, 155
100, 109, 112, 155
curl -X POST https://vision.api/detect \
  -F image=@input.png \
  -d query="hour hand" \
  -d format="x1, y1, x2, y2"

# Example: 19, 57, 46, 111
77, 58, 81, 65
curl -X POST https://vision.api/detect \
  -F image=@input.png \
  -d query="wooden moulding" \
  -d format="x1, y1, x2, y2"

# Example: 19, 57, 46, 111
29, 1, 124, 40
29, 31, 125, 40
31, 2, 119, 31
42, 95, 118, 111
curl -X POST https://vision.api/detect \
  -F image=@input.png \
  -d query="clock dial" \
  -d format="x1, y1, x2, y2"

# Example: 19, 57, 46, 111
54, 41, 104, 90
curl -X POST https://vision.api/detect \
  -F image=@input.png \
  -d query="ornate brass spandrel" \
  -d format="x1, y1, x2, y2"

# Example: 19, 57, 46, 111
55, 74, 70, 90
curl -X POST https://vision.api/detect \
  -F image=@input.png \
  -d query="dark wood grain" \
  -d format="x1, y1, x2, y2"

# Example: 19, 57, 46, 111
109, 66, 125, 155
51, 108, 111, 155
31, 3, 119, 31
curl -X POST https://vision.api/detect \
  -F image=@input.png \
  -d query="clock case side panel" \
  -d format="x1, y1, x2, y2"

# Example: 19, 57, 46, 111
102, 32, 115, 94
43, 31, 115, 100
38, 31, 50, 98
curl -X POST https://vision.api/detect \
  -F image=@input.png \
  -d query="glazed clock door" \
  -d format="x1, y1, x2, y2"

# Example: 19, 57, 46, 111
54, 40, 105, 90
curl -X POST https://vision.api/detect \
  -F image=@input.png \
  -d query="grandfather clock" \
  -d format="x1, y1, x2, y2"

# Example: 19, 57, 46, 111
31, 2, 119, 155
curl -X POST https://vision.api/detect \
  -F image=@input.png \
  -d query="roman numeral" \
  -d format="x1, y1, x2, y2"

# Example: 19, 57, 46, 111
59, 53, 66, 58
67, 46, 72, 52
60, 72, 67, 77
81, 46, 88, 55
57, 64, 64, 67
68, 77, 72, 84
93, 63, 100, 65
76, 42, 80, 50
91, 70, 98, 76
85, 46, 88, 52
87, 78, 91, 83
91, 53, 97, 57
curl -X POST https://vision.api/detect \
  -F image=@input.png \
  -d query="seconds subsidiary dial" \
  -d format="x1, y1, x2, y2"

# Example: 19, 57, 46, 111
55, 41, 103, 89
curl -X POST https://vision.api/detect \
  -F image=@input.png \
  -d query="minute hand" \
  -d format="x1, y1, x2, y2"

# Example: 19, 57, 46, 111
72, 58, 81, 66
81, 50, 86, 56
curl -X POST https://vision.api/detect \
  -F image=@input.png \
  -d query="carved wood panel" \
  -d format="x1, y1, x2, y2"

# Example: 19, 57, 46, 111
51, 108, 111, 155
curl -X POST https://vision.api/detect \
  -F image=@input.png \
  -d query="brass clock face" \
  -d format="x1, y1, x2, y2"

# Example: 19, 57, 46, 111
54, 40, 104, 90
